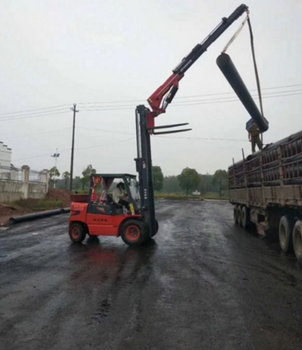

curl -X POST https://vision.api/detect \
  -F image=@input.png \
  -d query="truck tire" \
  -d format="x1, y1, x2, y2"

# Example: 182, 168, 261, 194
240, 206, 250, 229
279, 216, 294, 253
293, 220, 302, 262
121, 219, 146, 246
69, 223, 87, 243
238, 206, 244, 227
234, 206, 239, 225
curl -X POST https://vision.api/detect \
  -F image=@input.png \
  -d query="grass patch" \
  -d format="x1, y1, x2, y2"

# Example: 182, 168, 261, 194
202, 192, 229, 200
13, 199, 64, 211
155, 192, 229, 201
155, 193, 203, 201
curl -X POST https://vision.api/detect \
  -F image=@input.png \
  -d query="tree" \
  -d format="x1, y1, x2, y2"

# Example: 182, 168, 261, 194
163, 176, 182, 193
73, 176, 81, 190
177, 167, 200, 196
196, 174, 204, 194
62, 171, 70, 190
212, 169, 228, 198
152, 166, 164, 191
49, 166, 60, 189
198, 173, 216, 195
80, 165, 96, 190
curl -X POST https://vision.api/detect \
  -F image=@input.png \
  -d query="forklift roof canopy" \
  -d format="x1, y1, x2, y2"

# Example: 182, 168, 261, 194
92, 173, 137, 179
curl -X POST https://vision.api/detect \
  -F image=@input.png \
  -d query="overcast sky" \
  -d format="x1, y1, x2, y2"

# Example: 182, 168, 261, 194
0, 0, 301, 177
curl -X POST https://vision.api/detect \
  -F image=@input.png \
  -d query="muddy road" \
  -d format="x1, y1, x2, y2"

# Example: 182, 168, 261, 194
0, 200, 302, 350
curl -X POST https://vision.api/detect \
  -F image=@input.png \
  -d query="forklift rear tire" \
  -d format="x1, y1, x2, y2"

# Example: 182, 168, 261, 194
121, 220, 146, 246
69, 223, 87, 243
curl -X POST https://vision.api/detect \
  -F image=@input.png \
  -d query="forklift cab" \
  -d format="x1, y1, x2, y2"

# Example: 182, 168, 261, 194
88, 173, 141, 216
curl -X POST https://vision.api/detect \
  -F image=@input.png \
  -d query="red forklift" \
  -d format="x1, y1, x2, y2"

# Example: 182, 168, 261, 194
69, 4, 249, 246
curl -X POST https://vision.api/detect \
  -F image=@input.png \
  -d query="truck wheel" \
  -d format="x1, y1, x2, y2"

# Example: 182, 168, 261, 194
121, 220, 146, 246
237, 206, 243, 226
279, 216, 294, 253
240, 206, 250, 229
234, 206, 239, 224
293, 220, 302, 262
69, 223, 86, 243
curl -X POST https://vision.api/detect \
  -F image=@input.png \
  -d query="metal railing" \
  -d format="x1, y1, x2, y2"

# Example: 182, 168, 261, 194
0, 165, 22, 182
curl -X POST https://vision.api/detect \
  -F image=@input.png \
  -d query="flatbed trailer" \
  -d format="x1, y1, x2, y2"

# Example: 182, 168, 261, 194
229, 130, 302, 262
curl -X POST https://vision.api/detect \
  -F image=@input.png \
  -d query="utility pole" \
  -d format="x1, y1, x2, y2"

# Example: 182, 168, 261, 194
70, 104, 79, 191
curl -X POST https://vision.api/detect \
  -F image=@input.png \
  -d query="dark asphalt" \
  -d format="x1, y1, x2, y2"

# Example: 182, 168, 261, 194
0, 200, 302, 350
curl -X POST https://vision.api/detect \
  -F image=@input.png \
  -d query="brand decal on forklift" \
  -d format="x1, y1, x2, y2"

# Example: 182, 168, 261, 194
93, 218, 108, 222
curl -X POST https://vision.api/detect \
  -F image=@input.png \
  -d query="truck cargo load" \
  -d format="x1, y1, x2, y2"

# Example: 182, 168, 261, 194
229, 130, 302, 262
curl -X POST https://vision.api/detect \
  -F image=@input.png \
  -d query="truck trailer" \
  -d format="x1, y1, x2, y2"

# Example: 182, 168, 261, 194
229, 130, 302, 262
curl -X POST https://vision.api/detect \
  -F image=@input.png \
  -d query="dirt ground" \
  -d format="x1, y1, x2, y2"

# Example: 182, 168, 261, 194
0, 190, 71, 226
45, 189, 71, 206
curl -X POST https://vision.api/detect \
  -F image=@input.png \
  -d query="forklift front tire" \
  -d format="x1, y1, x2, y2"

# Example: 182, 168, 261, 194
69, 223, 87, 243
121, 220, 146, 246
151, 220, 159, 237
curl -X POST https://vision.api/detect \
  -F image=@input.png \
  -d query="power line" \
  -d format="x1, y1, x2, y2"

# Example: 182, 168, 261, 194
1, 88, 294, 118
172, 89, 302, 104
175, 83, 302, 99
2, 82, 301, 117
12, 137, 135, 162
158, 135, 277, 142
0, 110, 70, 122
0, 84, 300, 121
0, 104, 71, 117
77, 83, 302, 106
170, 91, 302, 107
76, 125, 278, 142
76, 90, 302, 112
0, 127, 71, 140
77, 126, 134, 135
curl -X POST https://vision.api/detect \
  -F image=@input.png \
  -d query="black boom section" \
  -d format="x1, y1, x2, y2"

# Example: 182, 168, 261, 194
173, 4, 248, 75
216, 53, 269, 132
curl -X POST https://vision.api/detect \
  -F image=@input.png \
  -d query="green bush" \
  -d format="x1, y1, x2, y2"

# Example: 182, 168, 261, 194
155, 192, 229, 201
155, 193, 203, 201
202, 192, 229, 200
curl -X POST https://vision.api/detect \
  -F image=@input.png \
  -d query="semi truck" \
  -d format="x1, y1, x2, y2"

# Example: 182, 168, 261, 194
228, 130, 302, 262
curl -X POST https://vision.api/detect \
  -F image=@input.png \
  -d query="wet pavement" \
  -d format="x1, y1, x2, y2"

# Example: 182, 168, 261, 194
0, 200, 302, 350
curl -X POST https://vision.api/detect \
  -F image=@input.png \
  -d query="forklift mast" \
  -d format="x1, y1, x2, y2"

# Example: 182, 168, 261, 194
135, 4, 249, 237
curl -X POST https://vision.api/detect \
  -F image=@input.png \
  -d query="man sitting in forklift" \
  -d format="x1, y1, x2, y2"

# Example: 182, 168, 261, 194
112, 182, 130, 211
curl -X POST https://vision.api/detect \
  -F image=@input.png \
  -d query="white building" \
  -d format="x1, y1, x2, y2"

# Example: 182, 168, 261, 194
0, 141, 14, 179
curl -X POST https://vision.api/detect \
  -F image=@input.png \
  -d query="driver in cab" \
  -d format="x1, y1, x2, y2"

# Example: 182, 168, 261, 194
112, 182, 130, 211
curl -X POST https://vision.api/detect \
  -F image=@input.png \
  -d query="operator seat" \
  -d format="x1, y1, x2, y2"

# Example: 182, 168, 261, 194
107, 193, 123, 214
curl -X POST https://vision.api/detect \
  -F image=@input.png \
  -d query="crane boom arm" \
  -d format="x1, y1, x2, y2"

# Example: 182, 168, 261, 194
147, 4, 249, 123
